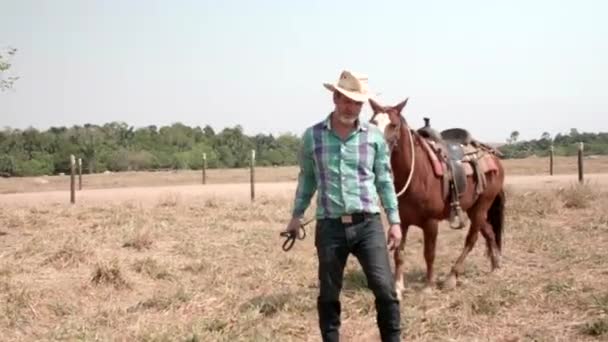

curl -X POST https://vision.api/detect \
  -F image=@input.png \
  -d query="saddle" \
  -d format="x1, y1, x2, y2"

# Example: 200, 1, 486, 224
417, 117, 443, 142
417, 119, 500, 229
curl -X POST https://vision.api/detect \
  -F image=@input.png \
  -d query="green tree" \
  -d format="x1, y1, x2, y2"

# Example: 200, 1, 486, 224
214, 125, 253, 167
0, 47, 18, 91
541, 132, 551, 141
203, 125, 215, 139
0, 155, 15, 176
76, 125, 106, 173
507, 131, 520, 144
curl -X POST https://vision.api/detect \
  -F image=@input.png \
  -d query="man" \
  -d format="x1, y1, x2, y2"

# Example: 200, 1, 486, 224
283, 70, 403, 342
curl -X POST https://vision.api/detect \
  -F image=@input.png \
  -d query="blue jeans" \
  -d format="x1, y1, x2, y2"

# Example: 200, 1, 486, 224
315, 213, 401, 342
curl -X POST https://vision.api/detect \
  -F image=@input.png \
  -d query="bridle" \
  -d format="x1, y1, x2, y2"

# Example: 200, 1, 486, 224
371, 114, 416, 198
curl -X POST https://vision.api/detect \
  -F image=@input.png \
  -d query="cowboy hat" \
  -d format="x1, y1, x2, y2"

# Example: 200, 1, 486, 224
323, 70, 371, 103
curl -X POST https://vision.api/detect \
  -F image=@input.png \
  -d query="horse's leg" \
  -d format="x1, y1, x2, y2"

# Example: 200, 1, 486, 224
422, 219, 439, 291
479, 221, 500, 270
445, 209, 481, 289
394, 224, 409, 301
460, 194, 501, 271
482, 189, 506, 271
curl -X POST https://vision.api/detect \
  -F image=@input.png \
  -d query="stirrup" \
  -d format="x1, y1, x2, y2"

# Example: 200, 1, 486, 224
449, 205, 467, 230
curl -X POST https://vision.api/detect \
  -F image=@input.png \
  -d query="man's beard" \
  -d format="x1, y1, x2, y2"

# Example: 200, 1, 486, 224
336, 112, 358, 125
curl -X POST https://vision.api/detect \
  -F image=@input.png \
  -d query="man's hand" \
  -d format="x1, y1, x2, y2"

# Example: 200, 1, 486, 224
284, 217, 302, 237
387, 224, 402, 251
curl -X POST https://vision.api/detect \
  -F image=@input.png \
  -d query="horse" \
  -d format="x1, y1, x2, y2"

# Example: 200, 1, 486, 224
368, 98, 506, 297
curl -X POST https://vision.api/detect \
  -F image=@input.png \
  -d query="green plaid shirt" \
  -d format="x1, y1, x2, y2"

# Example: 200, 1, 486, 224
291, 114, 401, 224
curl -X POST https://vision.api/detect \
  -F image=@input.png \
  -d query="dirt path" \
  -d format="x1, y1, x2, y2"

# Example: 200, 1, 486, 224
1, 173, 607, 207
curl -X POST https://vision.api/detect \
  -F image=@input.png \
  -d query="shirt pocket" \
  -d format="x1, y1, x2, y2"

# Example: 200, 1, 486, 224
313, 144, 341, 168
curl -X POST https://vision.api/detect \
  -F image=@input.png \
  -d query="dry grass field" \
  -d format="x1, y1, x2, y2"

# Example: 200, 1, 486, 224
1, 156, 608, 341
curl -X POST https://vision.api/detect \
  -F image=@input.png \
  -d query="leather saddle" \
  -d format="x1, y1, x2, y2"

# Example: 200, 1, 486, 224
417, 119, 489, 229
441, 128, 473, 145
417, 121, 470, 198
440, 129, 471, 199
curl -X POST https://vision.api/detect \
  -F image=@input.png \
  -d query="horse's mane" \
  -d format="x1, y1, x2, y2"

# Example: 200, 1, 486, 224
399, 114, 422, 143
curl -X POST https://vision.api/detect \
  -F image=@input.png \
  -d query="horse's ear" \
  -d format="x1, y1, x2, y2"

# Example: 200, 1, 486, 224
369, 98, 384, 114
394, 98, 409, 114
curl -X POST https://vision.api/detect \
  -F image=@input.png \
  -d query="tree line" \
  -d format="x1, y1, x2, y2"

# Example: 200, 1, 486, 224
499, 129, 608, 159
0, 123, 301, 177
2, 122, 608, 177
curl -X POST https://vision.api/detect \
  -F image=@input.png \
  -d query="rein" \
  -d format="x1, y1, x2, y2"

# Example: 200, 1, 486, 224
279, 217, 315, 252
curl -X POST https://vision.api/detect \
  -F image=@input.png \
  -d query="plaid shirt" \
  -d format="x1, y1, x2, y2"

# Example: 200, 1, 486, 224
291, 114, 401, 225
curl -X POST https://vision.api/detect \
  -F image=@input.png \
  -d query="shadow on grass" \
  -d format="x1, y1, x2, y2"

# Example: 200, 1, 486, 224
240, 289, 316, 317
343, 268, 430, 292
343, 269, 369, 292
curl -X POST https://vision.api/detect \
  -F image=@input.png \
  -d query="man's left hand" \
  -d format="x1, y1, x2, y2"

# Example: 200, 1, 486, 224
387, 224, 402, 251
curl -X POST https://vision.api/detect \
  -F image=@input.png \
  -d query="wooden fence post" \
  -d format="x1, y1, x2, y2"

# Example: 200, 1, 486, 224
578, 142, 584, 183
202, 153, 207, 185
549, 145, 554, 176
78, 158, 82, 190
250, 149, 255, 202
70, 155, 76, 204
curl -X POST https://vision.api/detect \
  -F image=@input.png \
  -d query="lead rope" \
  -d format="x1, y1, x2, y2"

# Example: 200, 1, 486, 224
394, 128, 415, 197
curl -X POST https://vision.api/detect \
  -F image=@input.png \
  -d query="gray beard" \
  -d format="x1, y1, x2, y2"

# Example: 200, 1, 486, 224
337, 113, 358, 126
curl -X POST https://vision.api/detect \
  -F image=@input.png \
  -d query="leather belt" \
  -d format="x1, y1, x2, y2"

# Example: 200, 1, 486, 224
325, 212, 378, 225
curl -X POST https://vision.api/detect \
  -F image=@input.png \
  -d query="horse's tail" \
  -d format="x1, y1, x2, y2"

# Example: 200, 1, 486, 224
488, 189, 505, 252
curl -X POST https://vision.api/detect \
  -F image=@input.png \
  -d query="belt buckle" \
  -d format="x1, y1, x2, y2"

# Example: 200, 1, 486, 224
341, 215, 353, 224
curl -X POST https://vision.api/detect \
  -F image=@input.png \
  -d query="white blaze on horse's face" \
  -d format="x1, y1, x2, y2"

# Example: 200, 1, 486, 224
372, 112, 399, 144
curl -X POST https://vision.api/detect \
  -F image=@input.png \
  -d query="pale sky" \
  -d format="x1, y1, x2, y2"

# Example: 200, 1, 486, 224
1, 0, 606, 142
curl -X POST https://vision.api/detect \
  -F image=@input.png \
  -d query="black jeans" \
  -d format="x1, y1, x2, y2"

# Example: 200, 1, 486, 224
315, 213, 401, 342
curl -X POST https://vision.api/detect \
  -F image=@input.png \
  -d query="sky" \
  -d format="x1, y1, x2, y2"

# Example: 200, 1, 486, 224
0, 0, 606, 143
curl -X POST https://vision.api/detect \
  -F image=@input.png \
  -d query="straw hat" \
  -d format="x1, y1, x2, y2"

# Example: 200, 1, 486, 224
323, 70, 371, 103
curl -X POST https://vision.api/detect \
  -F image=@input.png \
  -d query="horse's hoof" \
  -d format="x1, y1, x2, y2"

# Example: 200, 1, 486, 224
492, 256, 502, 270
443, 275, 457, 290
395, 282, 405, 300
491, 264, 504, 275
422, 286, 434, 295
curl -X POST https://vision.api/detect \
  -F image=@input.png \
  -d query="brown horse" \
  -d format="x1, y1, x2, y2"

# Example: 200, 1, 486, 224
368, 98, 506, 297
